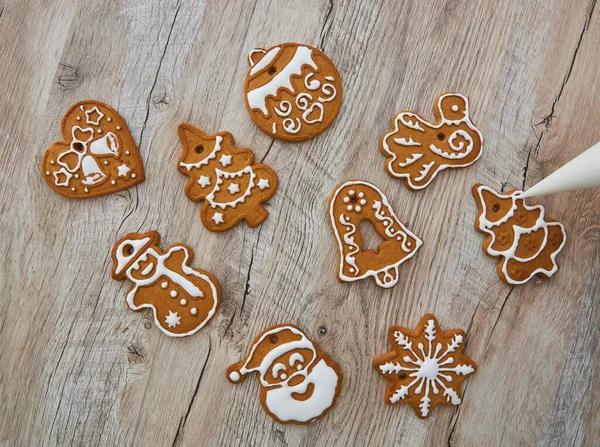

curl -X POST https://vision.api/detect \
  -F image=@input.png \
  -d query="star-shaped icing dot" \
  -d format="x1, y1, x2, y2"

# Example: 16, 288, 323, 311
198, 175, 211, 188
117, 164, 131, 177
219, 154, 232, 167
228, 183, 240, 194
212, 212, 224, 224
257, 179, 270, 190
165, 310, 181, 328
84, 106, 104, 125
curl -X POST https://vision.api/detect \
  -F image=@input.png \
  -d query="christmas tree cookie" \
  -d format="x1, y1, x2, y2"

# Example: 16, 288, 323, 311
177, 124, 278, 231
472, 184, 567, 284
42, 100, 144, 198
380, 93, 482, 190
227, 324, 342, 424
329, 180, 422, 288
374, 314, 477, 418
111, 231, 221, 337
244, 42, 343, 142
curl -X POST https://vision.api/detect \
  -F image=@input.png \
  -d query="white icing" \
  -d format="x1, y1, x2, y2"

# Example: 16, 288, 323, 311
295, 93, 313, 111
318, 83, 337, 103
283, 118, 301, 134
302, 102, 324, 124
84, 106, 104, 125
257, 179, 269, 189
228, 325, 340, 423
89, 132, 119, 156
115, 241, 218, 337
197, 176, 211, 188
180, 299, 187, 306
304, 73, 320, 90
249, 47, 280, 76
53, 168, 72, 187
414, 161, 435, 183
381, 93, 483, 190
274, 100, 292, 117
228, 183, 240, 194
398, 153, 423, 168
165, 311, 181, 328
170, 290, 178, 298
80, 156, 106, 186
329, 181, 423, 288
247, 46, 317, 115
219, 154, 232, 167
474, 185, 566, 284
212, 213, 224, 224
393, 137, 420, 147
205, 166, 256, 210
179, 136, 222, 170
380, 319, 474, 417
272, 122, 276, 134
117, 164, 131, 177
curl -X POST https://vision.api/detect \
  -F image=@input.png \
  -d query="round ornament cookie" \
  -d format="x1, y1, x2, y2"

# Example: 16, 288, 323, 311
227, 324, 342, 425
244, 43, 342, 142
42, 100, 144, 198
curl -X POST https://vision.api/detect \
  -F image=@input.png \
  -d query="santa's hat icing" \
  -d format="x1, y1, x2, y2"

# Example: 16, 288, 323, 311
227, 325, 315, 385
112, 230, 159, 279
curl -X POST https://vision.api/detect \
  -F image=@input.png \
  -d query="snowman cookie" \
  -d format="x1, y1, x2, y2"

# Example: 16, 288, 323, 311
111, 231, 221, 337
244, 43, 343, 142
227, 324, 342, 425
329, 180, 422, 288
380, 93, 482, 190
374, 314, 477, 419
42, 100, 144, 198
472, 184, 566, 284
178, 124, 279, 232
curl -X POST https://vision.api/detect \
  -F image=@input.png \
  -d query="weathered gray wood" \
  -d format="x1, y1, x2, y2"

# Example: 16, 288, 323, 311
1, 0, 599, 445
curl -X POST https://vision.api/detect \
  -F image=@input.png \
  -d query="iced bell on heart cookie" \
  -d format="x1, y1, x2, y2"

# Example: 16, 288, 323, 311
226, 324, 342, 424
244, 42, 343, 142
329, 180, 423, 288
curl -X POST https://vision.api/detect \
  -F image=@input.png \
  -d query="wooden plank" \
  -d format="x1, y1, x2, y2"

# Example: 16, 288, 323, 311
0, 0, 599, 445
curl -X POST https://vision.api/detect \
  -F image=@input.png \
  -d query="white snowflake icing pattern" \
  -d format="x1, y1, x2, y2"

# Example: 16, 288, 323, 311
378, 318, 475, 418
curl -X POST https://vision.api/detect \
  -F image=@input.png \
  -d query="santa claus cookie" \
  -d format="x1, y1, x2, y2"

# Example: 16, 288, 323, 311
227, 324, 342, 425
472, 184, 566, 284
374, 314, 477, 419
329, 180, 422, 288
42, 100, 144, 198
111, 231, 221, 337
244, 43, 342, 142
380, 93, 482, 190
178, 124, 278, 232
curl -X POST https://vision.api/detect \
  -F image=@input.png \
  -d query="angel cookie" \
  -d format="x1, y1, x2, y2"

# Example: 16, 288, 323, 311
329, 181, 422, 288
472, 184, 566, 284
42, 100, 144, 198
227, 324, 342, 424
111, 231, 221, 337
244, 42, 342, 142
380, 93, 482, 190
374, 314, 477, 418
177, 124, 278, 232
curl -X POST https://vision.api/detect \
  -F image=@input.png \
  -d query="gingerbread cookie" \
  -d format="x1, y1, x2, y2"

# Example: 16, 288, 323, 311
374, 314, 477, 419
177, 124, 278, 232
472, 184, 566, 284
111, 231, 221, 337
380, 93, 482, 190
227, 324, 342, 425
42, 100, 144, 198
329, 181, 422, 288
244, 43, 342, 142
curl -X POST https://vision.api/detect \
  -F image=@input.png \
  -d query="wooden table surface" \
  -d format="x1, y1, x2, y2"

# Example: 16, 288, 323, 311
2, 0, 599, 445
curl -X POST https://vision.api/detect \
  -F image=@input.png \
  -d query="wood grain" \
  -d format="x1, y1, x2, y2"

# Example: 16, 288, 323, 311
1, 0, 599, 445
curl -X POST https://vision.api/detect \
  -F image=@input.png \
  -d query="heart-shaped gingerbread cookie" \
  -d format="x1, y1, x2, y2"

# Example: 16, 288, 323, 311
41, 100, 144, 198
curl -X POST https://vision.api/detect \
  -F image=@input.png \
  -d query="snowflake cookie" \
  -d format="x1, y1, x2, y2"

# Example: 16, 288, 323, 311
472, 184, 566, 284
111, 231, 221, 337
380, 93, 483, 190
42, 100, 144, 198
374, 314, 477, 418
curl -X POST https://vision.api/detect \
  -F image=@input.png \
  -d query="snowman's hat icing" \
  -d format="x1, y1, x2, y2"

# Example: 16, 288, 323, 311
112, 230, 160, 279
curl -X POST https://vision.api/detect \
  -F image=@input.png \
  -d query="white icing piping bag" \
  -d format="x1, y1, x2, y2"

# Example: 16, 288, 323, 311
519, 141, 600, 198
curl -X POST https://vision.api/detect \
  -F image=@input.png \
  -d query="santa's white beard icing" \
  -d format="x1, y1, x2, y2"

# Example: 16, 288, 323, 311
264, 359, 339, 423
